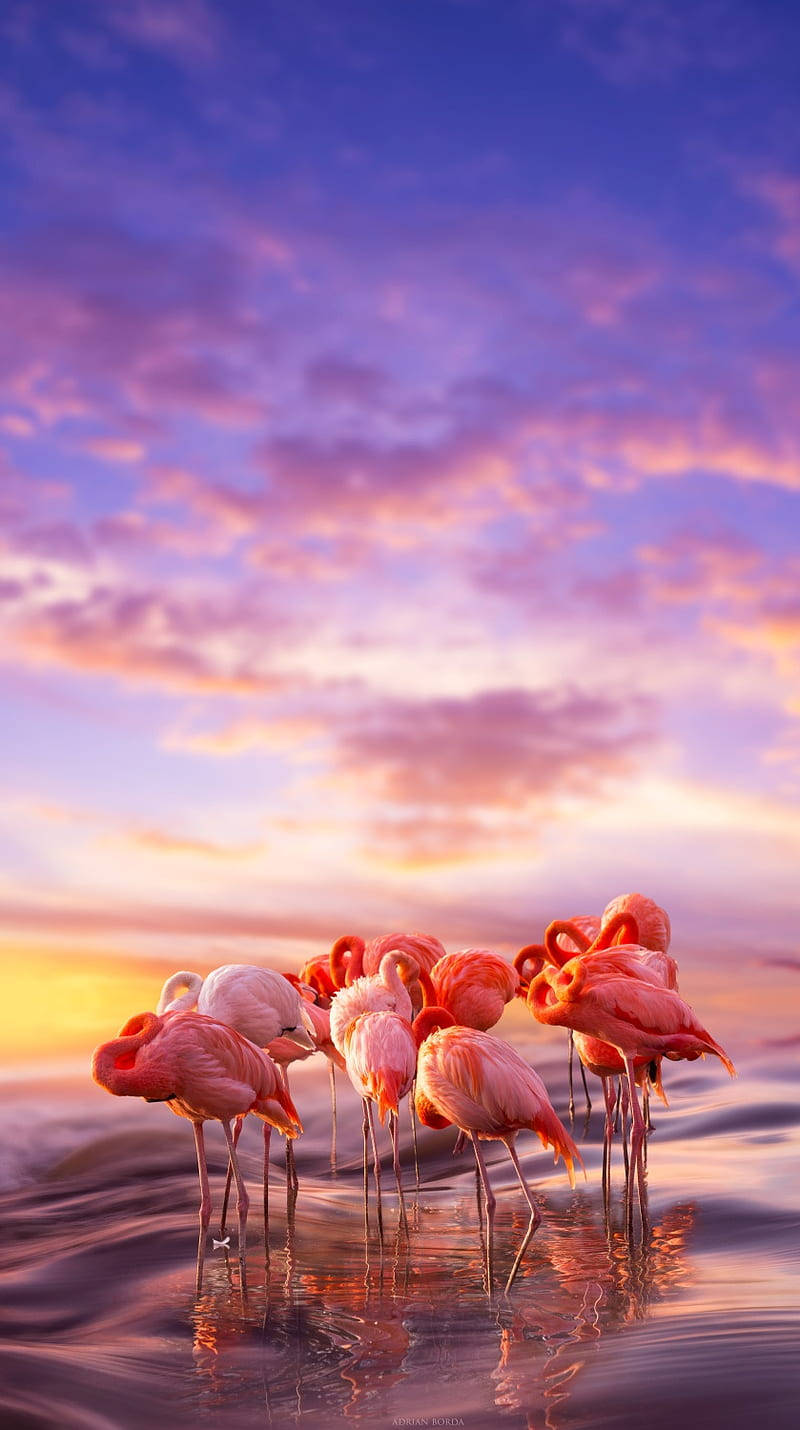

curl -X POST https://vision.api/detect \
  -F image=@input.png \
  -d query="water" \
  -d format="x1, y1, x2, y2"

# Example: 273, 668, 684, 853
1, 1032, 799, 1429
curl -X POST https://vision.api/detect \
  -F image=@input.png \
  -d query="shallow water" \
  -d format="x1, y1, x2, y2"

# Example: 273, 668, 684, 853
1, 1035, 799, 1430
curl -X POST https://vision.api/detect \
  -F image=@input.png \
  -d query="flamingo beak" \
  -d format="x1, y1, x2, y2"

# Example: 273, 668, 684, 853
284, 1009, 316, 1049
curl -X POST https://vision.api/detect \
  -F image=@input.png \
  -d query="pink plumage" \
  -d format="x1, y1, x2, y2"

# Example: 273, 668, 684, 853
429, 949, 519, 1030
92, 1009, 303, 1133
529, 955, 734, 1073
344, 1010, 417, 1123
415, 1023, 579, 1185
329, 953, 414, 1055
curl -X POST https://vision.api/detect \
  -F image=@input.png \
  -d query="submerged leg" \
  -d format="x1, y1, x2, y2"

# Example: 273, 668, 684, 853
361, 1099, 370, 1237
503, 1136, 542, 1294
222, 1118, 250, 1293
390, 1111, 409, 1234
623, 1057, 647, 1234
470, 1133, 496, 1294
193, 1121, 212, 1296
366, 1099, 384, 1242
601, 1076, 616, 1208
262, 1123, 271, 1261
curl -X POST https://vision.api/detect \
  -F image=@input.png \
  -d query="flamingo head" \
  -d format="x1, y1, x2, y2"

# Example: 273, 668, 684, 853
92, 1011, 175, 1101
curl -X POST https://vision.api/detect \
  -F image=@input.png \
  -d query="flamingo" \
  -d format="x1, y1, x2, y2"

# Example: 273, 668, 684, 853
528, 950, 734, 1220
91, 1010, 302, 1292
156, 963, 316, 1049
329, 951, 424, 1211
297, 955, 336, 1005
329, 951, 424, 1055
413, 1007, 580, 1292
602, 892, 671, 953
329, 930, 445, 993
343, 1009, 418, 1234
539, 906, 678, 1119
428, 950, 519, 1031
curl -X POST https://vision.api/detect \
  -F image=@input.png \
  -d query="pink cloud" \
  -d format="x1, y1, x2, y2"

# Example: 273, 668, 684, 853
10, 581, 297, 694
331, 686, 657, 813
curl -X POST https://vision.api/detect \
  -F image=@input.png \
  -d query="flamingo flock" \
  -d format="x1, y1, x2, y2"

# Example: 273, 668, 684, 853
92, 892, 734, 1294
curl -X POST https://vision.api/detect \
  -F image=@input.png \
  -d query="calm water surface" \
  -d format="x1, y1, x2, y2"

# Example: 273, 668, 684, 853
1, 1030, 799, 1430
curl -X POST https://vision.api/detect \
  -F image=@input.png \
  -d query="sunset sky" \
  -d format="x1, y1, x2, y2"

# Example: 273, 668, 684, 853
1, 1, 799, 1050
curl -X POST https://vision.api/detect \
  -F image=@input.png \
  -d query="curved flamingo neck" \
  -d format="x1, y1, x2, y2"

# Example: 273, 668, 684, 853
156, 971, 202, 1014
412, 1006, 456, 1047
513, 943, 547, 992
591, 910, 639, 952
92, 1012, 163, 1093
414, 966, 436, 1007
329, 934, 365, 989
543, 920, 591, 967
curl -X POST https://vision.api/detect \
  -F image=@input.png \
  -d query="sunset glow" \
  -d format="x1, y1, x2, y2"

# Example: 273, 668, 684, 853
1, 1, 799, 1064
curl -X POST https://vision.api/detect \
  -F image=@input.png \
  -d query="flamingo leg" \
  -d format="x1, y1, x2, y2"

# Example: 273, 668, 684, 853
409, 1086, 420, 1189
222, 1118, 250, 1292
286, 1140, 298, 1208
329, 1062, 338, 1173
390, 1111, 409, 1234
281, 1068, 299, 1208
361, 1099, 370, 1237
568, 1030, 575, 1122
192, 1121, 211, 1296
262, 1124, 271, 1261
601, 1075, 616, 1207
643, 1081, 653, 1134
469, 1133, 496, 1294
579, 1058, 592, 1115
366, 1099, 384, 1242
623, 1056, 647, 1234
219, 1112, 245, 1238
503, 1137, 542, 1295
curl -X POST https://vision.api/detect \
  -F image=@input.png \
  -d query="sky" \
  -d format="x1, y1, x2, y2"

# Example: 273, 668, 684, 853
1, 0, 799, 1042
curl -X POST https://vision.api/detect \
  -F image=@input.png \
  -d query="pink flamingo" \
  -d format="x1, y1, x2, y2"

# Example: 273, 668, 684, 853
329, 930, 445, 997
413, 1007, 580, 1292
92, 1010, 302, 1292
602, 892, 671, 953
539, 906, 678, 1119
329, 951, 426, 1208
156, 963, 315, 1048
329, 952, 426, 1054
529, 950, 734, 1221
428, 950, 519, 1031
343, 1009, 418, 1235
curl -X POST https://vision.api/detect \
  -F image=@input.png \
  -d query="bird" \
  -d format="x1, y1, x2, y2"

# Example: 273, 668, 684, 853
428, 949, 519, 1031
156, 963, 316, 1050
329, 951, 421, 1055
297, 955, 336, 1005
602, 892, 671, 954
539, 904, 678, 1120
329, 951, 424, 1204
329, 930, 446, 992
528, 950, 734, 1219
343, 1009, 418, 1235
413, 1007, 580, 1293
91, 1009, 302, 1292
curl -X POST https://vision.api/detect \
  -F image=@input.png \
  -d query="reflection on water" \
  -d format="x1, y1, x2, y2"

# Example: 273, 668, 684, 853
0, 1054, 798, 1428
182, 1193, 697, 1429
